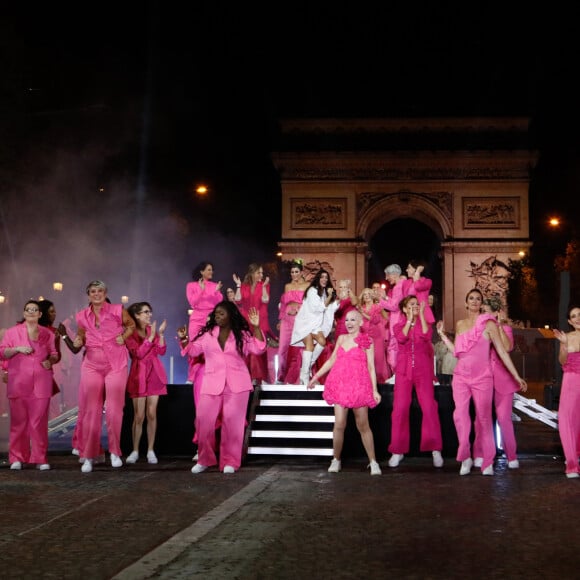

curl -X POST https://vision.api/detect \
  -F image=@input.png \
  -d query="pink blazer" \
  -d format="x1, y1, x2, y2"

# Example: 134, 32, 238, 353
125, 327, 168, 397
183, 327, 266, 395
0, 323, 57, 398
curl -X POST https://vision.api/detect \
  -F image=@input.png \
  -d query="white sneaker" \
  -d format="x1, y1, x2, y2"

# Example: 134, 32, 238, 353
369, 460, 382, 476
192, 453, 199, 462
110, 453, 123, 468
511, 412, 522, 422
460, 458, 473, 476
473, 457, 483, 468
81, 459, 93, 473
328, 458, 341, 473
566, 472, 579, 479
126, 451, 139, 464
37, 464, 51, 471
147, 451, 158, 465
482, 465, 494, 476
508, 459, 520, 469
432, 451, 444, 468
71, 448, 80, 456
388, 453, 404, 468
10, 461, 22, 470
191, 463, 208, 474
223, 465, 235, 474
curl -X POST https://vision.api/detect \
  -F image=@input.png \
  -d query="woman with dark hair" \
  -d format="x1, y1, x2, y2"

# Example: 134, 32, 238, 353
233, 263, 271, 384
437, 288, 526, 476
291, 268, 339, 385
0, 300, 59, 470
125, 302, 168, 465
553, 303, 580, 478
177, 301, 265, 474
38, 300, 63, 417
402, 260, 435, 324
276, 259, 309, 383
387, 295, 443, 469
185, 261, 223, 385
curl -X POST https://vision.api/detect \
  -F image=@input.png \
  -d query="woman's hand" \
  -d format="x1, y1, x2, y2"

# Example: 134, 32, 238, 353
41, 359, 52, 370
247, 307, 260, 328
158, 319, 167, 335
177, 326, 188, 340
233, 273, 241, 286
216, 281, 223, 291
373, 390, 382, 404
518, 377, 528, 392
436, 321, 444, 333
553, 329, 568, 345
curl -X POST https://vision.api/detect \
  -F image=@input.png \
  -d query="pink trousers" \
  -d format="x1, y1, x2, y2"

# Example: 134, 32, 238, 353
389, 373, 442, 453
79, 348, 127, 459
196, 385, 250, 470
558, 371, 580, 476
9, 396, 50, 464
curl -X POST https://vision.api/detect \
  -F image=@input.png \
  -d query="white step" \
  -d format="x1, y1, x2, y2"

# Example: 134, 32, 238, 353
250, 430, 333, 439
253, 414, 335, 423
260, 384, 324, 392
258, 399, 329, 407
247, 446, 333, 456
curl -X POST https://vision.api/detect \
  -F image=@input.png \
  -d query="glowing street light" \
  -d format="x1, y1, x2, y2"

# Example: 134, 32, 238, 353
195, 185, 208, 195
0, 294, 5, 304
549, 217, 560, 227
53, 282, 63, 292
121, 295, 129, 304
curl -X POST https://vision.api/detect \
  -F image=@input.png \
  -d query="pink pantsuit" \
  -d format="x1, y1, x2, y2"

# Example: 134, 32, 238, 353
277, 289, 305, 382
383, 281, 405, 370
452, 314, 497, 471
1, 323, 57, 465
76, 302, 129, 460
389, 320, 442, 454
558, 351, 580, 476
125, 328, 168, 398
186, 280, 223, 385
402, 277, 435, 324
183, 328, 266, 470
236, 281, 271, 382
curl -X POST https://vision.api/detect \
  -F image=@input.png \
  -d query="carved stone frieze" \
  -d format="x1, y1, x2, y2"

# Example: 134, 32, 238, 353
358, 191, 453, 222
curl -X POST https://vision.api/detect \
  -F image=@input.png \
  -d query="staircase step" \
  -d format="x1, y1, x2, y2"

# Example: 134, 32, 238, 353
247, 446, 333, 456
253, 414, 335, 423
250, 430, 333, 439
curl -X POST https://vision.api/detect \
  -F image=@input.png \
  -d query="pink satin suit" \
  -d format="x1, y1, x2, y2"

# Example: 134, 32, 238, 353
388, 320, 441, 454
1, 323, 57, 465
76, 302, 129, 460
277, 288, 304, 382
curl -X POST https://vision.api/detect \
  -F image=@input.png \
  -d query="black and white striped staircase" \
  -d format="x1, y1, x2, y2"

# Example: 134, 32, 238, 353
246, 384, 335, 456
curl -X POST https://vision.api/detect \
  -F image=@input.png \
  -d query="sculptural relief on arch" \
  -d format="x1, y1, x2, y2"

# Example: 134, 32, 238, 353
273, 118, 537, 328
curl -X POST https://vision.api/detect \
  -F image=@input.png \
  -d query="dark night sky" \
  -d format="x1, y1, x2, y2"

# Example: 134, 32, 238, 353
1, 2, 580, 339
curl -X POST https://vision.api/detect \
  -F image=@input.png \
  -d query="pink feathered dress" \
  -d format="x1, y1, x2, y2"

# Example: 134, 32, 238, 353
323, 334, 378, 409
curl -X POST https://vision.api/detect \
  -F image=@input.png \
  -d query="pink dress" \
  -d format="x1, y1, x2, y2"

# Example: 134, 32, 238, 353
236, 281, 271, 382
559, 351, 580, 476
277, 288, 305, 382
125, 327, 168, 398
323, 334, 378, 409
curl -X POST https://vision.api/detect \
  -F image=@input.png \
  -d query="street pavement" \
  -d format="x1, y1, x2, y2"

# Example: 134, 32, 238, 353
1, 413, 579, 580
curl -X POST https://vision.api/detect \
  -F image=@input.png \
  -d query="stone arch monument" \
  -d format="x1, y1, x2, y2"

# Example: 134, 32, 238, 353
273, 118, 538, 327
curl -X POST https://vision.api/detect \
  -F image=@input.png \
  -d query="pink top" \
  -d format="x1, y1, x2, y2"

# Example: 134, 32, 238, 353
186, 280, 223, 337
0, 323, 57, 398
279, 289, 305, 322
183, 327, 266, 394
453, 313, 496, 389
384, 280, 406, 329
76, 302, 128, 371
393, 320, 435, 381
563, 350, 580, 374
361, 303, 386, 340
402, 277, 435, 324
125, 326, 168, 397
236, 281, 271, 337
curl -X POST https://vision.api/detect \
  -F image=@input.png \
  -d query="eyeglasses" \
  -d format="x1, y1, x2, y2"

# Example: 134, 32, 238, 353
139, 310, 152, 315
24, 308, 39, 313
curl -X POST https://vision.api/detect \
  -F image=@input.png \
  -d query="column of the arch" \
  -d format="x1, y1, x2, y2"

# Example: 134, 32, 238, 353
441, 242, 456, 328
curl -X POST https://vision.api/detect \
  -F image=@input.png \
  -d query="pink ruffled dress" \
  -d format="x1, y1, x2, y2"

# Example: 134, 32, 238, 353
323, 333, 377, 409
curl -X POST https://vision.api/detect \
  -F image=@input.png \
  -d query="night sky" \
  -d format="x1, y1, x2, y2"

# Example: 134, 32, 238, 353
2, 3, 580, 341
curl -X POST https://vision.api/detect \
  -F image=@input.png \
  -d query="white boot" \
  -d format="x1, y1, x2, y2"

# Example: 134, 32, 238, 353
311, 343, 324, 368
300, 350, 313, 385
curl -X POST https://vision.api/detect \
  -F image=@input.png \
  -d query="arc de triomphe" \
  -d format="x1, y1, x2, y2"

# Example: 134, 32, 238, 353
273, 118, 537, 328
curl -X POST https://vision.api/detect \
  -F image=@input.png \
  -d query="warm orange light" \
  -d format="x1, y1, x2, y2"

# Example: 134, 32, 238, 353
276, 252, 283, 257
518, 251, 525, 257
0, 295, 5, 304
53, 282, 63, 292
549, 217, 560, 227
196, 185, 208, 195
121, 295, 129, 304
